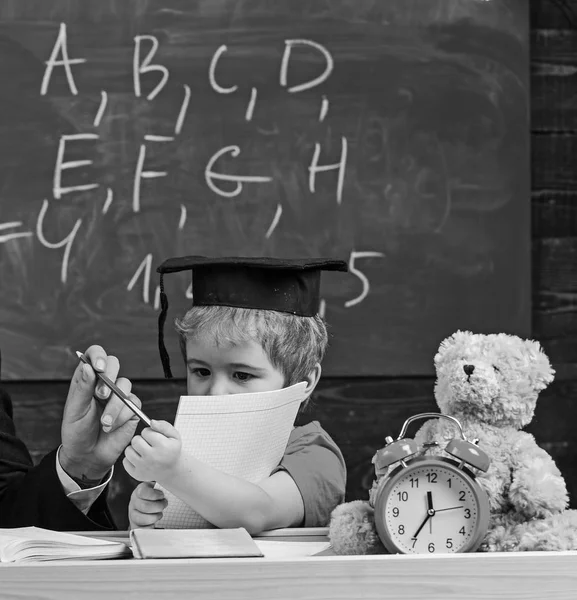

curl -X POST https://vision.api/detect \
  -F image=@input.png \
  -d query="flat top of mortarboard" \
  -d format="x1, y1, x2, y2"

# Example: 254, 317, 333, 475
155, 255, 348, 378
157, 256, 349, 275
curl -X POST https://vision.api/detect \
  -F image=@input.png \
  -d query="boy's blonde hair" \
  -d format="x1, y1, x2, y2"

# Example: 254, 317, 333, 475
175, 305, 328, 386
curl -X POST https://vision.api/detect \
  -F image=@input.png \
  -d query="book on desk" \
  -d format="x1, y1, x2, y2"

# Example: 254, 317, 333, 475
0, 527, 131, 563
130, 527, 264, 559
0, 526, 332, 562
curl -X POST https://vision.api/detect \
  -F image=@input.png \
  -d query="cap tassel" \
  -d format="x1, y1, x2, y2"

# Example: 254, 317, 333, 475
157, 272, 173, 378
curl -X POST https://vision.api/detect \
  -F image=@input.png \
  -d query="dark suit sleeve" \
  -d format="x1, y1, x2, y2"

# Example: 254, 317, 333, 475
0, 387, 115, 530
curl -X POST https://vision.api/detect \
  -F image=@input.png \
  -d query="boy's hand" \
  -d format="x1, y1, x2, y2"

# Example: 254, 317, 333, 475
123, 420, 182, 483
128, 482, 168, 529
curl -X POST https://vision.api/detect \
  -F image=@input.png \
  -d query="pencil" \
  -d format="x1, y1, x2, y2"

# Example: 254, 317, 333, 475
75, 351, 152, 427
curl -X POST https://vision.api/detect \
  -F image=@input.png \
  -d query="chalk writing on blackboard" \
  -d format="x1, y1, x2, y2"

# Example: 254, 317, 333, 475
133, 34, 169, 101
102, 188, 113, 215
40, 22, 86, 96
204, 146, 273, 198
53, 133, 99, 199
35, 199, 82, 285
0, 222, 33, 244
279, 39, 334, 93
209, 45, 239, 95
4, 21, 385, 316
93, 91, 107, 127
0, 1, 531, 380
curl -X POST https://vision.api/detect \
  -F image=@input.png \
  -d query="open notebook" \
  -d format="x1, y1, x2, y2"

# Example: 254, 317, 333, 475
0, 527, 131, 563
156, 382, 307, 529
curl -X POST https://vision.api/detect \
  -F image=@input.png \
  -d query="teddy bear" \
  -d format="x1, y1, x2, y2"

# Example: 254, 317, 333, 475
329, 331, 577, 554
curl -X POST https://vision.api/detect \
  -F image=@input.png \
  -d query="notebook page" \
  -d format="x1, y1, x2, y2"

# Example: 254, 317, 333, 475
0, 527, 130, 563
156, 382, 307, 529
0, 527, 125, 547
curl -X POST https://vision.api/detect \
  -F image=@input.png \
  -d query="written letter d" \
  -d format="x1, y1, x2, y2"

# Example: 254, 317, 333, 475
280, 39, 334, 93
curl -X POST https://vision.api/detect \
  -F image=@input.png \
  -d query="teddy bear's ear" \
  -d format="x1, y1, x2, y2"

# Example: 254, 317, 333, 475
434, 330, 473, 367
524, 339, 555, 391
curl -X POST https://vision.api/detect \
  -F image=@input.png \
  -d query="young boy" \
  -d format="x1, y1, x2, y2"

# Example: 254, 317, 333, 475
125, 256, 348, 533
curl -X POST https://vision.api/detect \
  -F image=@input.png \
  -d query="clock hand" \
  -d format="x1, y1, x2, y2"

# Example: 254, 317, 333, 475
427, 491, 434, 535
411, 513, 431, 540
412, 492, 436, 540
435, 506, 464, 513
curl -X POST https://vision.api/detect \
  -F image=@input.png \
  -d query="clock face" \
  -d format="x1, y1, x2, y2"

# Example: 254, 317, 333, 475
374, 459, 486, 554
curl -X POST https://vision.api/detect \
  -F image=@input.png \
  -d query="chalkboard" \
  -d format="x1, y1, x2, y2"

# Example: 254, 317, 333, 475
0, 0, 530, 380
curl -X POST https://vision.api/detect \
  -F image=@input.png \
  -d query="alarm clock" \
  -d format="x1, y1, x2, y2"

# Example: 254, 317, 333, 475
371, 412, 491, 554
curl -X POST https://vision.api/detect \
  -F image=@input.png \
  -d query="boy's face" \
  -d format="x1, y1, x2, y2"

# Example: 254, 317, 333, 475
185, 333, 285, 396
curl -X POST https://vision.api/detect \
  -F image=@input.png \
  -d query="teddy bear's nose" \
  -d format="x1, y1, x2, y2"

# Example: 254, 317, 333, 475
463, 364, 475, 376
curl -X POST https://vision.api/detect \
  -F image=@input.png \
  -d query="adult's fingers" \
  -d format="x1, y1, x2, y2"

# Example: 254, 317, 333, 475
83, 345, 108, 373
109, 391, 142, 431
64, 345, 109, 422
91, 354, 120, 402
101, 378, 134, 432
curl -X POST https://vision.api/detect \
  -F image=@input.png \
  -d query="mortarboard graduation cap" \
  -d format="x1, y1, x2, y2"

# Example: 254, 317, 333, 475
156, 256, 349, 378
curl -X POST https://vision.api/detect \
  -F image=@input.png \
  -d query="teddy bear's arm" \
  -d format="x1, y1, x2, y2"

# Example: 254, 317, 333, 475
413, 419, 453, 458
508, 432, 568, 519
413, 419, 443, 447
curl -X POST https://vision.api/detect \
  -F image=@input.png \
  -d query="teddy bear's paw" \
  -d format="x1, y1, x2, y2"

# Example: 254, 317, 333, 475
515, 504, 556, 521
328, 501, 386, 555
480, 525, 520, 553
513, 500, 565, 521
531, 505, 564, 520
500, 539, 519, 552
516, 511, 577, 552
509, 472, 568, 520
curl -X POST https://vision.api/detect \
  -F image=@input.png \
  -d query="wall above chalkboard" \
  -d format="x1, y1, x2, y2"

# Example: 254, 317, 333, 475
0, 0, 530, 380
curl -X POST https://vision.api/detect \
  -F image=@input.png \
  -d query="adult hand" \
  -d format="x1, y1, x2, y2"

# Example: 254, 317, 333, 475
60, 345, 142, 482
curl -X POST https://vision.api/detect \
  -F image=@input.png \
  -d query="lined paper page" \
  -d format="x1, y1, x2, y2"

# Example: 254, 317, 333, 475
156, 382, 307, 529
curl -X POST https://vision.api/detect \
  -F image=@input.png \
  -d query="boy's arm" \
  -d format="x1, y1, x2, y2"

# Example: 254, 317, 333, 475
125, 420, 346, 533
162, 455, 305, 533
158, 423, 347, 531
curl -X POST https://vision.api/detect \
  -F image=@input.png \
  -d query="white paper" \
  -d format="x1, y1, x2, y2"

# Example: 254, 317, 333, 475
156, 382, 307, 529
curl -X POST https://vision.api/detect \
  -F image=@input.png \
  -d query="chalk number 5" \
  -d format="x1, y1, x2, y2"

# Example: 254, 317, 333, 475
345, 250, 384, 308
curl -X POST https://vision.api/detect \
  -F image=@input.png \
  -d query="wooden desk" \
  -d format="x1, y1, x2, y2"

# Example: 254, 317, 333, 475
2, 530, 577, 600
